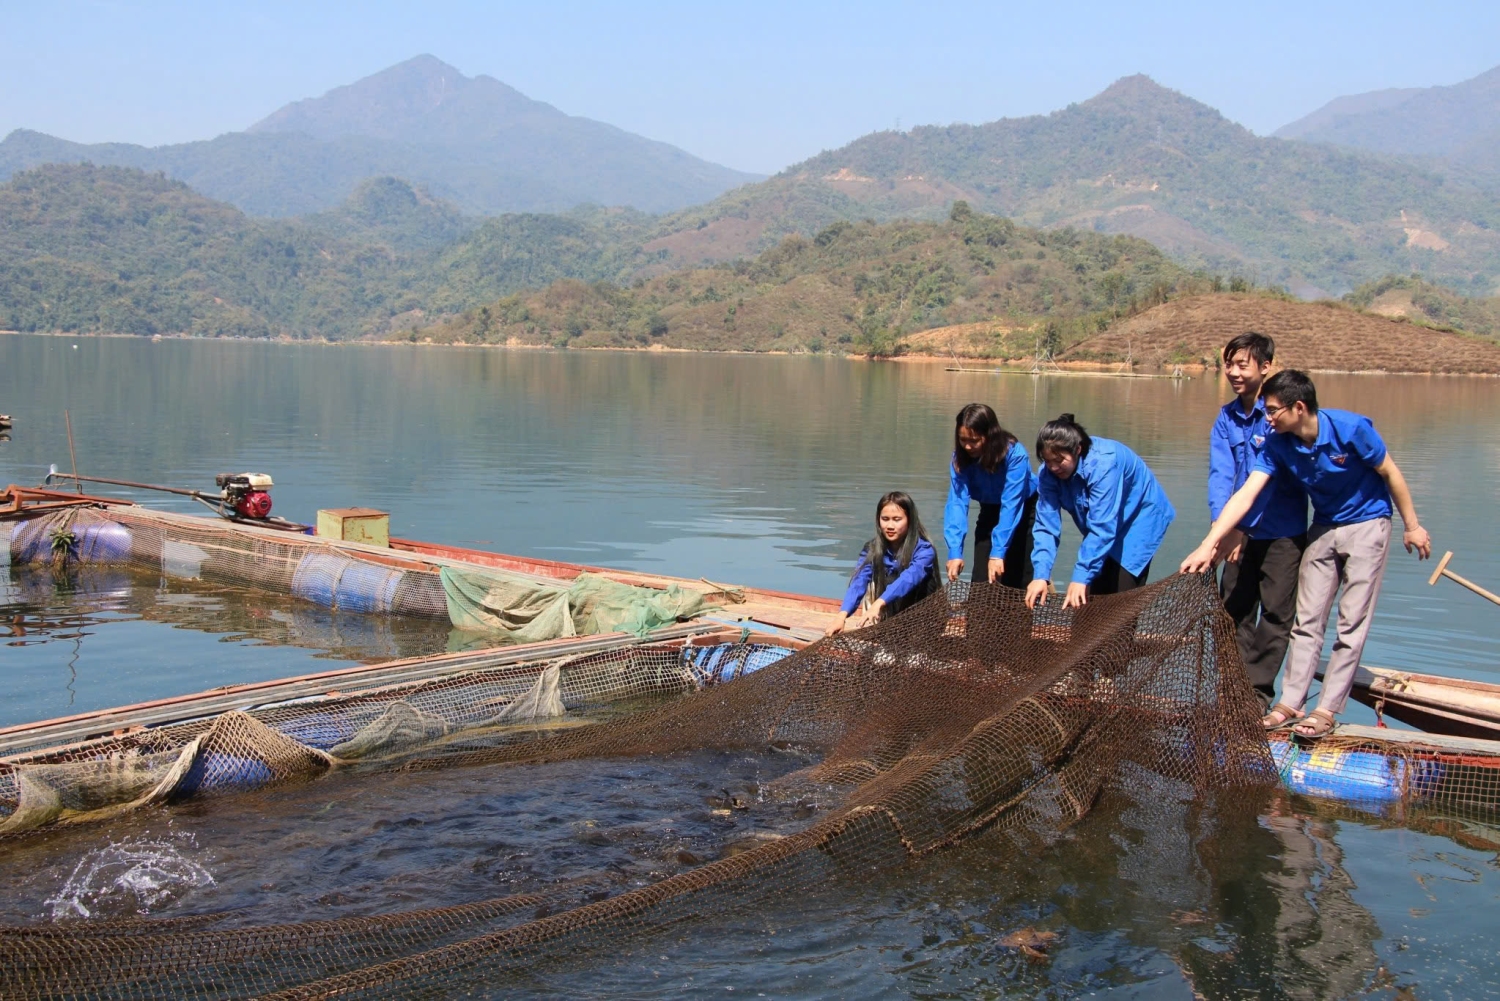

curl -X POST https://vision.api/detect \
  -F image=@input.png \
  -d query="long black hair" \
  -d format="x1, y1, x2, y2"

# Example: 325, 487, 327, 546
1034, 413, 1093, 462
953, 403, 1017, 474
862, 490, 941, 611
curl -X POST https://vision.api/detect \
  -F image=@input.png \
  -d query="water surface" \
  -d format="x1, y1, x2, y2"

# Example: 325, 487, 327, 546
3, 335, 1495, 721
2, 335, 1499, 998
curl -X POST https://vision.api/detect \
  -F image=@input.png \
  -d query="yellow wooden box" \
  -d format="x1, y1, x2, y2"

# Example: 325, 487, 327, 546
316, 507, 390, 548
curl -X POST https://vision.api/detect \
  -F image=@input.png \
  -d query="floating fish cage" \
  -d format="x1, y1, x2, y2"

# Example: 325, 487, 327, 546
5, 503, 1500, 999
0, 504, 731, 641
0, 622, 797, 836
1269, 726, 1500, 817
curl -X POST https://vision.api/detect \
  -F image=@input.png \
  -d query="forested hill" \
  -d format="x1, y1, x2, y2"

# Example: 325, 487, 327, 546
406, 204, 1191, 354
645, 76, 1500, 298
0, 165, 654, 338
0, 164, 1187, 346
0, 56, 761, 217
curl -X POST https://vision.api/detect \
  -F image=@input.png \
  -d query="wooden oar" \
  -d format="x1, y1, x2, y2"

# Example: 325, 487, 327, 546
1428, 551, 1500, 607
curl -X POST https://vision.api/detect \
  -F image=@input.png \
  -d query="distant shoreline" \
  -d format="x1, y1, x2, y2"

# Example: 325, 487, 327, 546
5, 329, 1498, 377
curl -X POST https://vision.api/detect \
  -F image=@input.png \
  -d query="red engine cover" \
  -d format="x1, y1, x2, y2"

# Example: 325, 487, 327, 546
235, 491, 273, 519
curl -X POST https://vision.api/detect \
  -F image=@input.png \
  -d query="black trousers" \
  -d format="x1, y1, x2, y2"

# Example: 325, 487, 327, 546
972, 494, 1037, 588
1219, 534, 1307, 700
1092, 557, 1150, 595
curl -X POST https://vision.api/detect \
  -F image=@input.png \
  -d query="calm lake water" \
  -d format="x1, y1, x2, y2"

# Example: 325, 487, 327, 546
2, 333, 1498, 998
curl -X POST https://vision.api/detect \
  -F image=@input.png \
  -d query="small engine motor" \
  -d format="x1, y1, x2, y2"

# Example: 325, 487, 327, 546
215, 472, 274, 519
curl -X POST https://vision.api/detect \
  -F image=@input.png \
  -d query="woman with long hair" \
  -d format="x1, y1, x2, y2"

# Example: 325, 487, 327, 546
827, 491, 942, 635
943, 403, 1039, 587
1025, 413, 1176, 610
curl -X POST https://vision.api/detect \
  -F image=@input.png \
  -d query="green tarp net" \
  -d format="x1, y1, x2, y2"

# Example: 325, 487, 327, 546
440, 567, 712, 642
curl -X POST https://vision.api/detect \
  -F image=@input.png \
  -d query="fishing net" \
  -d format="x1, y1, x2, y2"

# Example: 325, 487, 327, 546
3, 507, 713, 640
0, 574, 1281, 1000
0, 632, 794, 835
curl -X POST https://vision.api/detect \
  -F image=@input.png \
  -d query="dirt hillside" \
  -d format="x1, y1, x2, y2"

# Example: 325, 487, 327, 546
1059, 294, 1500, 374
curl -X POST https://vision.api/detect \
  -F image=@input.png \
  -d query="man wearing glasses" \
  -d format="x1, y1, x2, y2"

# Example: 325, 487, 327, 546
1206, 332, 1308, 712
1182, 369, 1432, 740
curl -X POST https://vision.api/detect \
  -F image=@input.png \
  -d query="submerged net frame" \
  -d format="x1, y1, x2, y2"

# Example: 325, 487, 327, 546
1, 574, 1284, 1000
0, 626, 796, 836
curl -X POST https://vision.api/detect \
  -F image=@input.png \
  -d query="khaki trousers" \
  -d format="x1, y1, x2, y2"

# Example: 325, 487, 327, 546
1279, 517, 1392, 715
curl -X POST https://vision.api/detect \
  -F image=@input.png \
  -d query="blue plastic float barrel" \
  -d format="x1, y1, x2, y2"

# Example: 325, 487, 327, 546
685, 643, 795, 684
272, 712, 358, 752
173, 751, 276, 797
1270, 739, 1444, 804
291, 550, 409, 614
332, 561, 405, 614
73, 521, 133, 563
9, 518, 133, 565
290, 551, 352, 609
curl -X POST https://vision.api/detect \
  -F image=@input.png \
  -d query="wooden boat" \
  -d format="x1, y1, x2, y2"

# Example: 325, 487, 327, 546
1350, 665, 1500, 741
1343, 554, 1500, 740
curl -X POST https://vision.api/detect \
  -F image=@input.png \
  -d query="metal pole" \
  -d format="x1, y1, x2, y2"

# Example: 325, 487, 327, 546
43, 471, 207, 499
64, 410, 81, 494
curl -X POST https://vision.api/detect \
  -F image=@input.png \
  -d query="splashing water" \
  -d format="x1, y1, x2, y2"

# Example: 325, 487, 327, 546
45, 837, 214, 919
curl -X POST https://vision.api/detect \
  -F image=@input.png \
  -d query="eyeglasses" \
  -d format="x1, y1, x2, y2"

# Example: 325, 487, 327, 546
1263, 403, 1292, 419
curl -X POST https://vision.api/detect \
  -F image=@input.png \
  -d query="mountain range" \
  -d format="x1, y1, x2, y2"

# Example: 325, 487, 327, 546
0, 56, 760, 216
1275, 65, 1500, 173
4, 57, 1500, 343
648, 75, 1500, 298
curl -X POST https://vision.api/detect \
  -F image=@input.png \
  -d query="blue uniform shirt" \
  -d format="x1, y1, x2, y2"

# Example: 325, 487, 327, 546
1207, 398, 1308, 540
943, 442, 1039, 559
841, 538, 937, 614
1031, 437, 1177, 585
1254, 408, 1392, 526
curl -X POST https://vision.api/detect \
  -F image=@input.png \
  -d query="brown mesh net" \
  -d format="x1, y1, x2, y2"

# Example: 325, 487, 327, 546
0, 574, 1284, 999
0, 631, 794, 834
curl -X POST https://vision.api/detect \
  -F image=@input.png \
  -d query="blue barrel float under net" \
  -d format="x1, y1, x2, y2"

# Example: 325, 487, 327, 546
1271, 738, 1445, 807
684, 643, 795, 685
11, 517, 133, 565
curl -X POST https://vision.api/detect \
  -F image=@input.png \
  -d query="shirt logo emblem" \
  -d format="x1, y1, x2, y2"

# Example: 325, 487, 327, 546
1252, 434, 1266, 447
1329, 453, 1347, 466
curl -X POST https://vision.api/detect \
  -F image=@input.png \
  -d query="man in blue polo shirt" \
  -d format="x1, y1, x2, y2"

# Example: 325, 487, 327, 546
1181, 369, 1431, 739
1207, 332, 1308, 709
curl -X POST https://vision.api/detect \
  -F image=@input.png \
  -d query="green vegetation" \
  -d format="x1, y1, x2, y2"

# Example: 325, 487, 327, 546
411, 202, 1200, 354
0, 165, 654, 338
6, 164, 1495, 361
1342, 274, 1500, 337
643, 76, 1500, 298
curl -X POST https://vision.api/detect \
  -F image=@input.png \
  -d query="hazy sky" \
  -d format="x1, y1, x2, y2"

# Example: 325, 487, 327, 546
3, 1, 1496, 175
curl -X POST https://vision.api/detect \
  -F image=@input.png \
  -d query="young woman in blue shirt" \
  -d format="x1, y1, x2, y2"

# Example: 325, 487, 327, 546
943, 403, 1039, 588
827, 491, 941, 635
1024, 414, 1177, 610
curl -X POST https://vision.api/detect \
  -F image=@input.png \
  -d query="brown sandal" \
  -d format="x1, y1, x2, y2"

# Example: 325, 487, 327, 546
1291, 709, 1336, 740
1261, 703, 1303, 730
